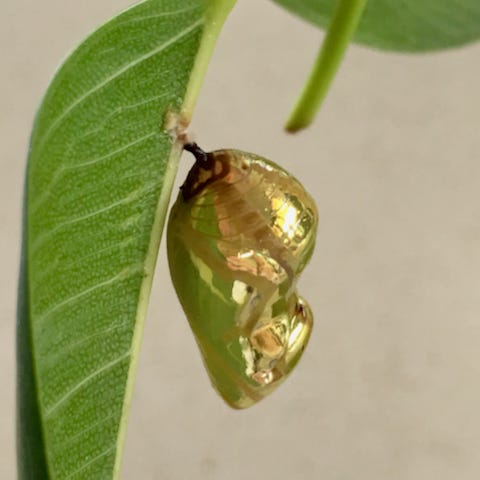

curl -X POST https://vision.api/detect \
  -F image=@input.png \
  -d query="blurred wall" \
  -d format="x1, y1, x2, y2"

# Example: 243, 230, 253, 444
2, 1, 480, 479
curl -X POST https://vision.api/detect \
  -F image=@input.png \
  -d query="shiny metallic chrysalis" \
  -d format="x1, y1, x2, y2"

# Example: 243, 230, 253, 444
167, 144, 318, 409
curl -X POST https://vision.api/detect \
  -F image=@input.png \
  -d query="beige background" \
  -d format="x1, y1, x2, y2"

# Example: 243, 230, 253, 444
2, 1, 480, 479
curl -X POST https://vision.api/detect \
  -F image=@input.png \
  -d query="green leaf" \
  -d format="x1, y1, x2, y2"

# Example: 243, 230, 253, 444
274, 0, 480, 51
17, 0, 235, 478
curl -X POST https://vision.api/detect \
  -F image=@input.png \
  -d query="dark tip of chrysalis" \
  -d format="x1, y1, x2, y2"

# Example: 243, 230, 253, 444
181, 143, 231, 201
181, 143, 215, 201
183, 142, 210, 165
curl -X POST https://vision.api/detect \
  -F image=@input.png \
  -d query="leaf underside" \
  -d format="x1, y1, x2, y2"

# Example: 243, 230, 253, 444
18, 1, 210, 478
274, 0, 480, 51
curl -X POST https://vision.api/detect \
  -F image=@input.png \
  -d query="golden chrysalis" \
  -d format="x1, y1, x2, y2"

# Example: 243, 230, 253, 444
167, 144, 318, 408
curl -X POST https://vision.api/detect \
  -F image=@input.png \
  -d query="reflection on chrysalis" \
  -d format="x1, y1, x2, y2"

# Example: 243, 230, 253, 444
167, 144, 318, 409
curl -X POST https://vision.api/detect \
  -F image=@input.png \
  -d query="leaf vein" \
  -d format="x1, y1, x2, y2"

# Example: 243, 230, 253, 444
30, 182, 157, 255
115, 5, 202, 27
45, 352, 131, 418
34, 272, 130, 324
63, 444, 116, 479
33, 238, 137, 283
29, 131, 158, 215
43, 321, 131, 367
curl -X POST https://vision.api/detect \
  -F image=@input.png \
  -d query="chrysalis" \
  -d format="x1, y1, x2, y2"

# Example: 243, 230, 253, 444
167, 144, 318, 409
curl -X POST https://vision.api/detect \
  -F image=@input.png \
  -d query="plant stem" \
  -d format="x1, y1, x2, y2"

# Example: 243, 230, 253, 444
182, 0, 237, 119
285, 0, 367, 133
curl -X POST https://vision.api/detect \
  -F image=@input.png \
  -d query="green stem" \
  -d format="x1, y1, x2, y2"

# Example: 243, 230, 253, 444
285, 0, 367, 133
182, 0, 237, 119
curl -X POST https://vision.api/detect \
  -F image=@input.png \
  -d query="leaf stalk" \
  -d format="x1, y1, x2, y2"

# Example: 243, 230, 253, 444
285, 0, 367, 133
